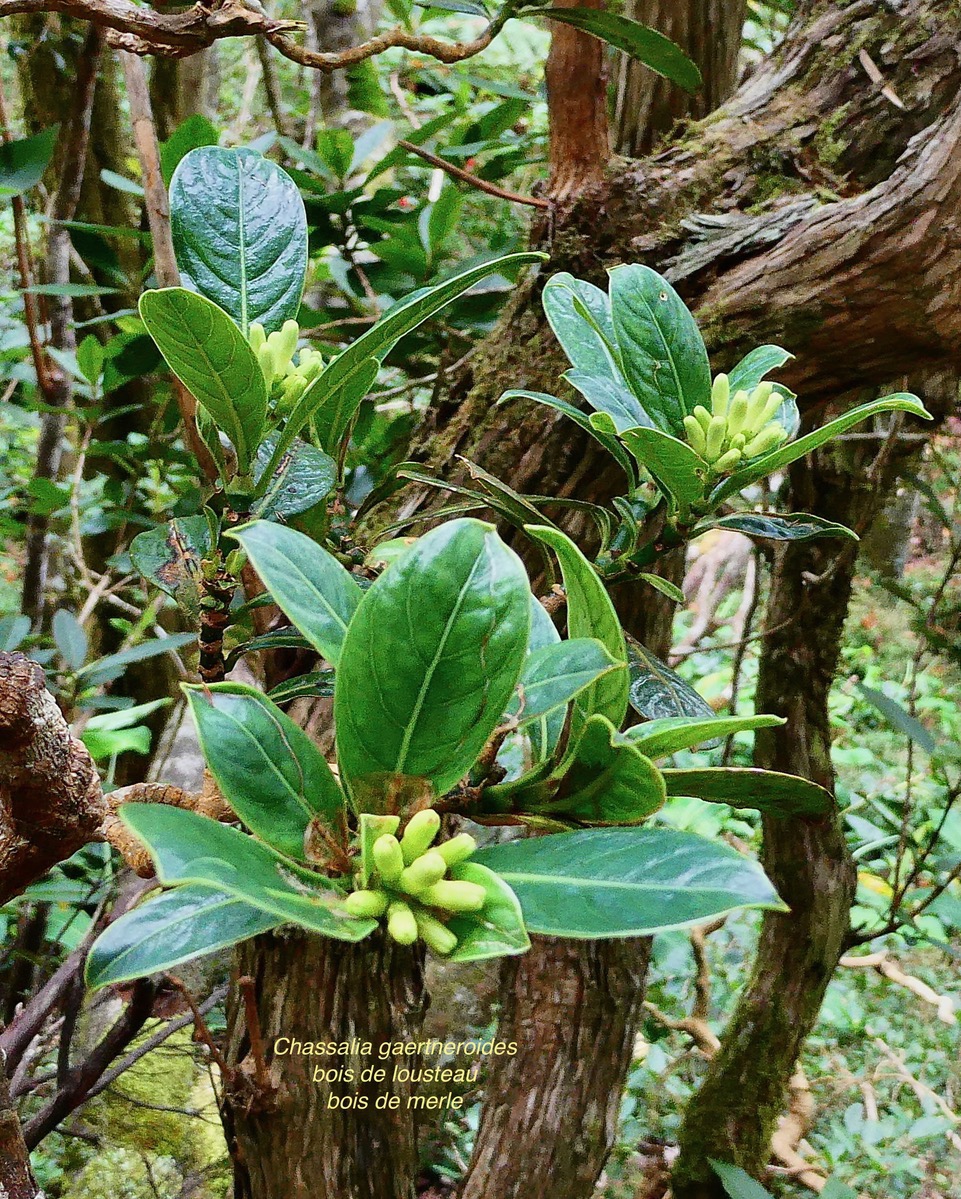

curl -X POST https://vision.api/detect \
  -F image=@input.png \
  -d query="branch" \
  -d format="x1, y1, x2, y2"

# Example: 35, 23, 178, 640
398, 140, 549, 210
0, 0, 514, 71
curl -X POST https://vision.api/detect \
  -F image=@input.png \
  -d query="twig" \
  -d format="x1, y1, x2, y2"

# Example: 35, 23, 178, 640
238, 976, 272, 1093
840, 953, 956, 1024
168, 976, 233, 1080
398, 139, 549, 209
874, 1038, 961, 1152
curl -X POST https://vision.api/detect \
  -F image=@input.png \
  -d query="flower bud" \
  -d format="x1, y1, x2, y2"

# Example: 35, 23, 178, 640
713, 448, 742, 473
754, 386, 783, 430
399, 850, 447, 896
725, 390, 750, 437
704, 414, 727, 462
419, 880, 486, 913
414, 911, 458, 956
743, 381, 774, 433
248, 323, 267, 354
386, 900, 418, 945
344, 889, 389, 918
298, 348, 324, 382
692, 405, 713, 434
271, 319, 300, 375
683, 415, 707, 458
400, 808, 441, 864
711, 374, 730, 419
436, 833, 477, 867
257, 343, 275, 388
372, 834, 405, 886
741, 423, 788, 459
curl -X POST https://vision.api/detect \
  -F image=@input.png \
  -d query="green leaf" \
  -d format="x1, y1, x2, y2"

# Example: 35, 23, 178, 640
416, 0, 488, 14
0, 615, 30, 652
500, 389, 637, 484
820, 1181, 858, 1199
0, 126, 58, 196
475, 826, 785, 938
712, 394, 932, 505
77, 633, 195, 688
566, 371, 653, 433
76, 335, 104, 384
662, 767, 832, 817
619, 424, 707, 515
118, 804, 375, 940
283, 253, 545, 450
160, 114, 219, 185
548, 714, 665, 825
626, 635, 714, 721
526, 525, 628, 736
229, 521, 362, 666
526, 10, 701, 91
623, 714, 784, 759
709, 1160, 774, 1199
637, 573, 686, 603
335, 519, 531, 800
524, 593, 564, 764
185, 683, 345, 861
726, 345, 793, 394
608, 265, 711, 435
307, 357, 379, 458
170, 146, 308, 334
692, 513, 858, 542
507, 638, 622, 727
26, 283, 120, 298
267, 670, 336, 705
52, 609, 88, 671
252, 433, 337, 520
542, 273, 622, 381
139, 288, 267, 474
446, 862, 531, 962
129, 516, 213, 621
857, 683, 937, 756
85, 884, 281, 990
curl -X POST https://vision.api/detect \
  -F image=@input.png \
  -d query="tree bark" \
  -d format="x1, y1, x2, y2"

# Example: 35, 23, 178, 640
545, 0, 609, 202
225, 931, 427, 1199
612, 0, 747, 156
0, 1059, 39, 1199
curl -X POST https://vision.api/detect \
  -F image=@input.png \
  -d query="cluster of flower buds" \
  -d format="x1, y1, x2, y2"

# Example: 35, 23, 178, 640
248, 320, 324, 412
683, 375, 788, 472
344, 810, 483, 955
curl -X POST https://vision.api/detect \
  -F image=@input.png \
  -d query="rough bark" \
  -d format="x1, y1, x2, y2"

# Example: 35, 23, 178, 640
0, 653, 107, 905
225, 931, 427, 1199
612, 0, 747, 156
545, 0, 609, 202
0, 1058, 39, 1199
671, 388, 952, 1195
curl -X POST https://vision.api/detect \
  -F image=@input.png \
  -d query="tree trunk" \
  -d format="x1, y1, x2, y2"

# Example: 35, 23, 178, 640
612, 0, 747, 156
225, 931, 426, 1199
149, 49, 218, 142
0, 1062, 39, 1199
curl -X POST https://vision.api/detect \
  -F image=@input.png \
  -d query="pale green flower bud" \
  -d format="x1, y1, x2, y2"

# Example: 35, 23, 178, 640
248, 323, 267, 354
387, 900, 418, 945
743, 382, 775, 433
436, 833, 477, 867
741, 423, 788, 458
711, 374, 730, 419
683, 415, 708, 458
372, 834, 404, 886
704, 414, 727, 462
692, 405, 713, 434
713, 448, 743, 473
345, 889, 389, 918
753, 386, 784, 430
399, 850, 447, 896
419, 880, 486, 913
257, 343, 275, 388
725, 390, 751, 437
400, 809, 441, 864
414, 911, 458, 956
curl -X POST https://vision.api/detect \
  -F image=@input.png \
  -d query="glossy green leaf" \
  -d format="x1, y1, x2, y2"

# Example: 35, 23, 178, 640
77, 633, 196, 688
710, 1160, 774, 1199
542, 273, 622, 380
229, 521, 362, 666
252, 433, 337, 520
525, 593, 564, 764
626, 635, 714, 722
0, 126, 58, 196
619, 425, 707, 514
85, 884, 281, 990
712, 394, 932, 504
266, 670, 336, 705
608, 265, 711, 435
475, 826, 785, 938
170, 146, 307, 333
139, 288, 267, 473
52, 609, 88, 671
129, 516, 213, 621
527, 10, 701, 91
309, 357, 379, 457
566, 371, 653, 432
500, 389, 636, 483
507, 638, 622, 726
726, 345, 793, 394
283, 253, 545, 452
692, 513, 857, 542
119, 804, 375, 940
526, 525, 629, 735
335, 519, 531, 799
549, 714, 665, 825
159, 114, 219, 185
446, 862, 531, 962
637, 573, 686, 603
662, 766, 832, 816
623, 714, 784, 759
186, 682, 345, 861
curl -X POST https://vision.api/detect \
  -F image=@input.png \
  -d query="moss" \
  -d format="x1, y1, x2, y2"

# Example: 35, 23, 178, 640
814, 105, 852, 168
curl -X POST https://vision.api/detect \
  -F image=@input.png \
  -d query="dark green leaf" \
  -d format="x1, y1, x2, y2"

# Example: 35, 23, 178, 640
662, 766, 832, 816
118, 804, 375, 940
857, 683, 937, 756
623, 714, 784, 759
267, 670, 337, 704
160, 114, 219, 186
709, 1160, 774, 1199
186, 682, 345, 861
475, 826, 785, 938
229, 521, 362, 666
619, 423, 708, 517
252, 433, 336, 520
527, 10, 701, 91
637, 573, 686, 603
416, 0, 488, 14
627, 635, 714, 721
446, 862, 531, 962
726, 345, 793, 394
548, 714, 665, 825
139, 288, 267, 473
78, 633, 196, 688
85, 885, 280, 990
500, 389, 637, 483
507, 638, 622, 726
692, 513, 857, 542
0, 126, 58, 196
526, 525, 628, 736
52, 609, 88, 671
170, 146, 307, 333
335, 519, 531, 800
129, 516, 213, 620
609, 265, 711, 434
